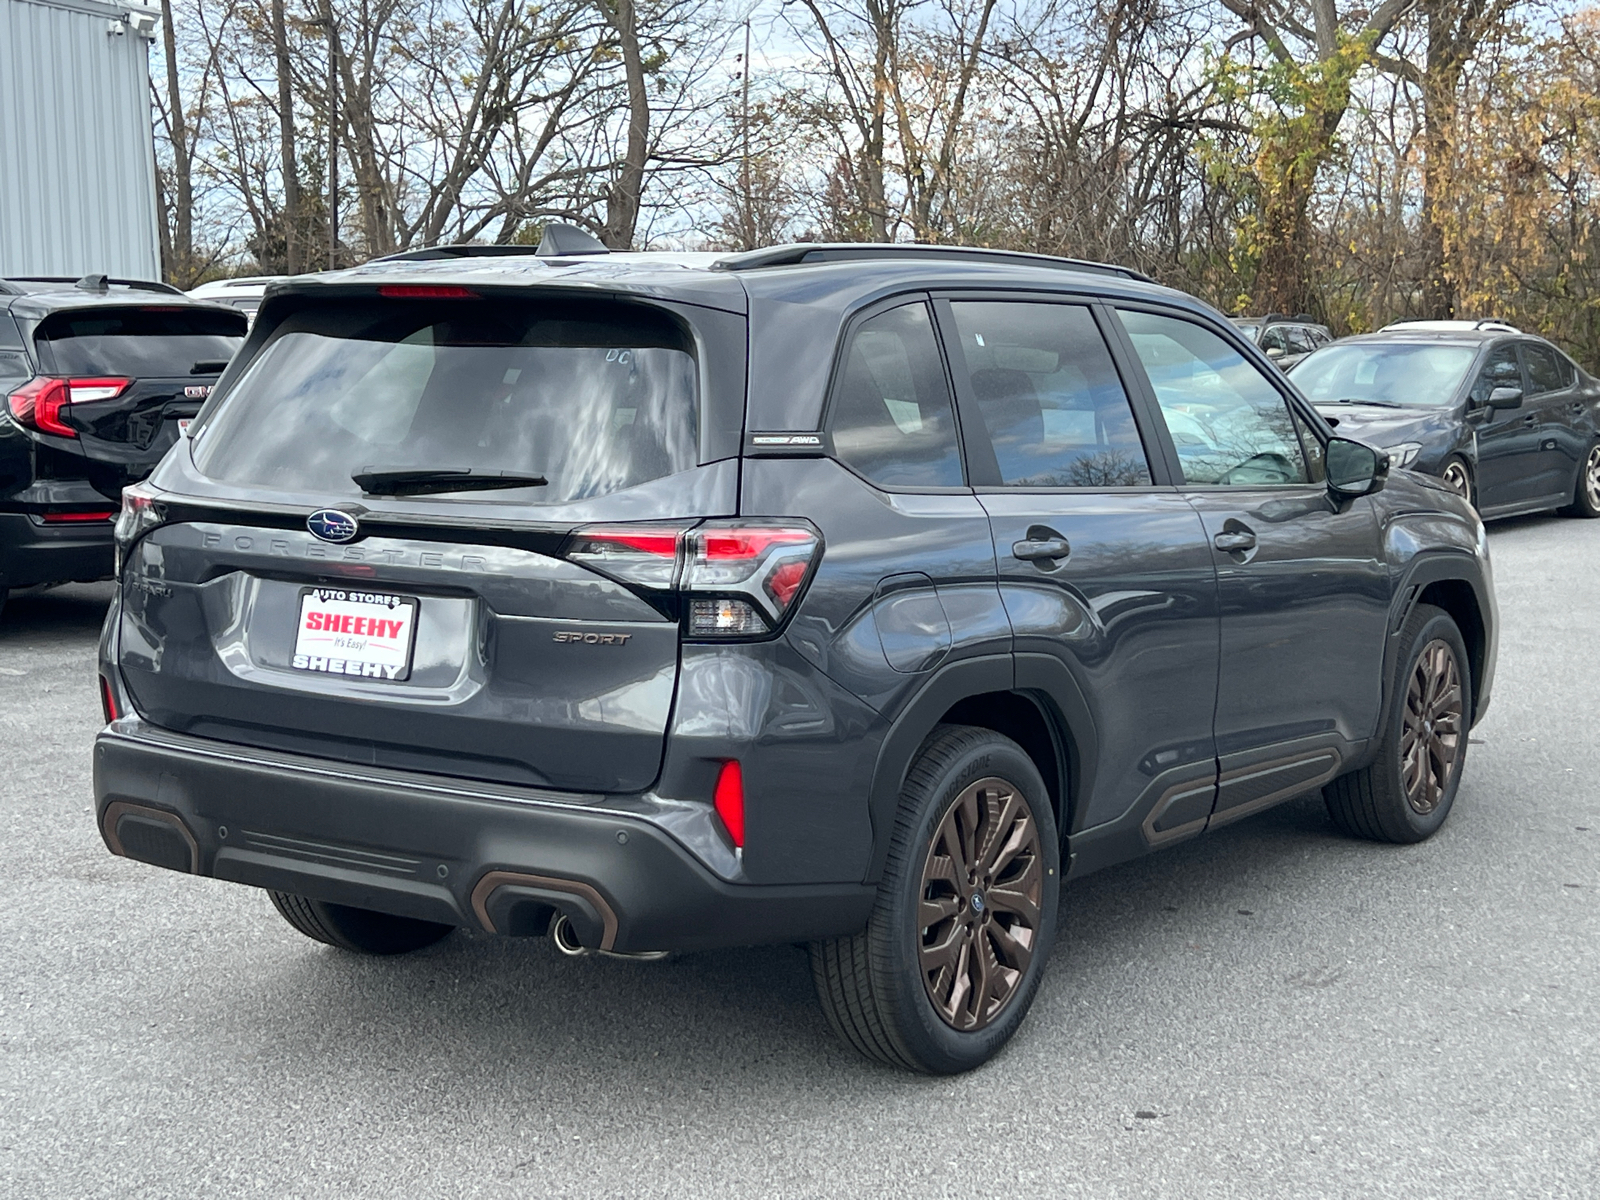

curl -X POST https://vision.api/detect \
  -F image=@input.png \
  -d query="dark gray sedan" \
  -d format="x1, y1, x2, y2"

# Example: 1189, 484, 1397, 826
1288, 321, 1600, 519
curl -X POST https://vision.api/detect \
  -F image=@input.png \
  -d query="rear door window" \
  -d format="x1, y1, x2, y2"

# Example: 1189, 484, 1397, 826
827, 302, 964, 488
1116, 309, 1309, 486
1522, 344, 1567, 395
194, 299, 699, 504
947, 301, 1151, 487
33, 306, 245, 376
0, 312, 30, 385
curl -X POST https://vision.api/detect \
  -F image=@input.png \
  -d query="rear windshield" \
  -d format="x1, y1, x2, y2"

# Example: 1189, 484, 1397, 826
192, 299, 699, 503
34, 306, 246, 376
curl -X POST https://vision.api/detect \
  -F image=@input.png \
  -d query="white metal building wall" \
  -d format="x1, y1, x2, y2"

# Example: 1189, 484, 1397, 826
0, 0, 162, 279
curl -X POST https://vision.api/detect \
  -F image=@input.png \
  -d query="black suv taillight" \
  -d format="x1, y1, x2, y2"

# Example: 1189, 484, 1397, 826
6, 376, 131, 437
565, 520, 822, 638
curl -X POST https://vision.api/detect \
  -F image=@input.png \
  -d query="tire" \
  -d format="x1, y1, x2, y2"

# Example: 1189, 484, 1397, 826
1559, 442, 1600, 518
269, 891, 455, 955
1439, 456, 1475, 508
810, 725, 1060, 1074
1324, 603, 1472, 843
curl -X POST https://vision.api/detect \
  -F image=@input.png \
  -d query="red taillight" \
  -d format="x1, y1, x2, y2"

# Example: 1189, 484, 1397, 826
41, 510, 116, 524
7, 376, 130, 437
99, 674, 120, 723
377, 285, 479, 299
563, 519, 822, 638
714, 760, 745, 848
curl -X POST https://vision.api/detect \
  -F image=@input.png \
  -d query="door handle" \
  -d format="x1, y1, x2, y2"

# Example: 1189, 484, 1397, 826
1012, 537, 1071, 562
1213, 530, 1257, 552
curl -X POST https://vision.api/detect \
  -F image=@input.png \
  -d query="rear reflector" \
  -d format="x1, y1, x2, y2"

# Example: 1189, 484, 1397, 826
99, 674, 119, 723
714, 760, 745, 848
41, 510, 116, 524
377, 285, 479, 299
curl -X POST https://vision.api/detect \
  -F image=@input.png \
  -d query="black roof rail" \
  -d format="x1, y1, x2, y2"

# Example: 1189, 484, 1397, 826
710, 243, 1154, 282
3, 275, 184, 296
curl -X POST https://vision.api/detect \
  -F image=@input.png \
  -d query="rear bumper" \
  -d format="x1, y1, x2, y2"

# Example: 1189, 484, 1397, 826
0, 513, 114, 589
92, 722, 875, 953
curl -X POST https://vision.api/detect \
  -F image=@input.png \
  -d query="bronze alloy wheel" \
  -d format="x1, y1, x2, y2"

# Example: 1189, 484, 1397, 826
1402, 639, 1464, 815
1584, 445, 1600, 510
918, 777, 1044, 1032
1441, 460, 1472, 502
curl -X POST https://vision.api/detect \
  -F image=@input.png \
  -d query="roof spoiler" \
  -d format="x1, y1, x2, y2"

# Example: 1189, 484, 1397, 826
2, 275, 182, 296
372, 224, 610, 264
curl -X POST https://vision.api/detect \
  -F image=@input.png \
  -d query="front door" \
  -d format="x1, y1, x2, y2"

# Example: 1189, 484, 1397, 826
1110, 307, 1391, 828
936, 297, 1222, 850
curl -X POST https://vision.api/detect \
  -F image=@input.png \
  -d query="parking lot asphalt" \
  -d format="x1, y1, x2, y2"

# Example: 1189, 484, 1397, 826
2, 514, 1597, 1199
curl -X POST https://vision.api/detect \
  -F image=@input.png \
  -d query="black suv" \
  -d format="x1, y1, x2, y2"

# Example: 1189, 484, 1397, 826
93, 240, 1497, 1073
1288, 321, 1600, 518
0, 276, 246, 616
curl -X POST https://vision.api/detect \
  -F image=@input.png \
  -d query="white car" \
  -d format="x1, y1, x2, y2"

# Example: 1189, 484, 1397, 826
184, 276, 285, 326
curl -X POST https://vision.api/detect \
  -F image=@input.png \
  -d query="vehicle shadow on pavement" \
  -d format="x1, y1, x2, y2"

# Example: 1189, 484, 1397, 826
0, 582, 114, 644
198, 789, 1359, 1091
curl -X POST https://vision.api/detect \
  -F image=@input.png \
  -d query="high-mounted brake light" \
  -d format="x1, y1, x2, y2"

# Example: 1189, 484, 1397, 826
6, 376, 130, 437
377, 285, 479, 299
714, 760, 745, 848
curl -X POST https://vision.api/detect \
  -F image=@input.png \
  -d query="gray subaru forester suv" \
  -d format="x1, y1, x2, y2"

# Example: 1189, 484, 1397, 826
94, 235, 1497, 1073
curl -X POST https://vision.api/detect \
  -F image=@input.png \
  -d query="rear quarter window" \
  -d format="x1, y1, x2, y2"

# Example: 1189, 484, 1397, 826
193, 298, 700, 504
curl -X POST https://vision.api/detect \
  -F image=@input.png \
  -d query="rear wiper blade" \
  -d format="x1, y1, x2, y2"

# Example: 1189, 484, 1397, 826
1332, 397, 1404, 408
352, 467, 549, 497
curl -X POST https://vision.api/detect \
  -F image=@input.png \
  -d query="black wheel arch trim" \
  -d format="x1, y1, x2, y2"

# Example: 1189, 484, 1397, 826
860, 653, 1098, 883
1380, 551, 1491, 733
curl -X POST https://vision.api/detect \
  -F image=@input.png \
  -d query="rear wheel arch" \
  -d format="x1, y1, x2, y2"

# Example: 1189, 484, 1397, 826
863, 655, 1093, 883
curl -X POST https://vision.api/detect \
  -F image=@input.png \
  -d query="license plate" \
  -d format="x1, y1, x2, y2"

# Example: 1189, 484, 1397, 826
292, 587, 419, 682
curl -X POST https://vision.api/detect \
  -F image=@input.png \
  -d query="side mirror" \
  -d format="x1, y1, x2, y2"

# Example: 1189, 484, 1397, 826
1326, 437, 1388, 498
1265, 346, 1286, 359
1487, 385, 1523, 409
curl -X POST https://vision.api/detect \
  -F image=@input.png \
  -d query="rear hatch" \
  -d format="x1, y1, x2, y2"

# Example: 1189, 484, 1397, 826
115, 291, 750, 793
15, 304, 246, 499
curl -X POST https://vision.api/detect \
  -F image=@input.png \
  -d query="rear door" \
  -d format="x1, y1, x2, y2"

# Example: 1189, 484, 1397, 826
937, 296, 1222, 847
1470, 343, 1544, 509
1111, 306, 1389, 826
117, 293, 738, 793
1521, 341, 1583, 501
29, 304, 245, 495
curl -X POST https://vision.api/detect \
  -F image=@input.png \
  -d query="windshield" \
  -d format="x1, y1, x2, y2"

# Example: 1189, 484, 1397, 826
1290, 343, 1476, 408
34, 306, 245, 376
193, 299, 699, 503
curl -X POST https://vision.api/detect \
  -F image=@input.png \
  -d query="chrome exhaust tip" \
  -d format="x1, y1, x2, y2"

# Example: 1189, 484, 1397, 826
550, 912, 590, 957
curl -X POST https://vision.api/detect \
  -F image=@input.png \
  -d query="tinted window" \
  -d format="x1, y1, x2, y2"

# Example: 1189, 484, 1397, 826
1295, 343, 1477, 408
34, 306, 245, 377
828, 303, 963, 488
1523, 344, 1566, 394
1260, 326, 1290, 352
0, 313, 29, 384
1292, 407, 1326, 483
949, 301, 1150, 487
195, 300, 698, 504
1117, 309, 1308, 486
1286, 327, 1315, 354
1470, 346, 1522, 405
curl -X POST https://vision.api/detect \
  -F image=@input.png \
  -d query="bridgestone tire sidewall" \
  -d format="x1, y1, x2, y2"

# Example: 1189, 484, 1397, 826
1380, 608, 1474, 840
874, 730, 1060, 1074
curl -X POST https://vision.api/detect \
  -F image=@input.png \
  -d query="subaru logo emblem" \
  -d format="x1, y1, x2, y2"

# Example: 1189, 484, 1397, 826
306, 509, 359, 543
